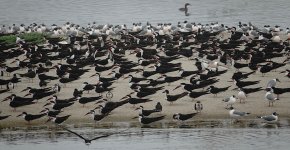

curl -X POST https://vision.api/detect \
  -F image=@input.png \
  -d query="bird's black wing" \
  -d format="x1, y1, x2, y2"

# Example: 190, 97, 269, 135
63, 127, 88, 141
90, 128, 129, 141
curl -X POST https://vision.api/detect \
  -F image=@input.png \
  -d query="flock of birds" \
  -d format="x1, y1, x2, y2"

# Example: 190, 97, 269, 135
1, 16, 290, 135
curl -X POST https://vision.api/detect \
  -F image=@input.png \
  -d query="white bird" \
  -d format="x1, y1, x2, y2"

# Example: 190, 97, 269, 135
266, 78, 280, 88
237, 89, 247, 103
228, 107, 250, 119
257, 112, 279, 123
265, 90, 278, 107
222, 95, 236, 108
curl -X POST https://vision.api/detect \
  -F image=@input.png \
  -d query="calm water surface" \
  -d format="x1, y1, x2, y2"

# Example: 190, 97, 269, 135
1, 121, 290, 150
0, 0, 290, 27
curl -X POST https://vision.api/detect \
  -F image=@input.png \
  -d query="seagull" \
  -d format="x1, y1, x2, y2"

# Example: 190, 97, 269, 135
222, 95, 236, 108
257, 112, 279, 123
237, 89, 247, 103
228, 107, 250, 119
265, 89, 278, 107
266, 78, 280, 88
62, 127, 124, 145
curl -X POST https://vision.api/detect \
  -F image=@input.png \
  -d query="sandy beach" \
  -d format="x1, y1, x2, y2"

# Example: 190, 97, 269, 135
0, 31, 290, 129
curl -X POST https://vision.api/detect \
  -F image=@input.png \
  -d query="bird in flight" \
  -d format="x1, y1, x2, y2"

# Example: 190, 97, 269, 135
63, 127, 127, 145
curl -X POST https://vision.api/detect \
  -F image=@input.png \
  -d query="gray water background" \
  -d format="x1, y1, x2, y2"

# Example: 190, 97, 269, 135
0, 0, 289, 28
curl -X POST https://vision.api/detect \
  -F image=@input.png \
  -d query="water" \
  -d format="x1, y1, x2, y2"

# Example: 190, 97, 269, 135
0, 0, 289, 28
1, 121, 290, 150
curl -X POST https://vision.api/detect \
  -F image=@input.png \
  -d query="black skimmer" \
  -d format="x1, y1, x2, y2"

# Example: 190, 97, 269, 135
46, 115, 71, 125
24, 90, 56, 102
85, 110, 108, 123
270, 87, 290, 99
40, 108, 62, 118
234, 79, 260, 88
257, 112, 279, 123
97, 99, 129, 115
76, 95, 103, 107
121, 95, 152, 107
44, 101, 74, 111
189, 90, 209, 100
178, 69, 199, 78
194, 101, 203, 113
157, 74, 183, 85
137, 69, 157, 78
47, 95, 77, 104
173, 112, 197, 122
134, 85, 164, 93
81, 82, 96, 93
21, 86, 52, 94
38, 73, 58, 81
235, 87, 263, 95
62, 127, 119, 145
18, 68, 36, 82
17, 112, 46, 124
91, 72, 116, 82
3, 94, 36, 111
207, 85, 231, 96
2, 65, 20, 76
163, 90, 188, 104
231, 71, 255, 81
124, 74, 148, 83
131, 88, 157, 98
138, 114, 165, 125
232, 61, 249, 71
135, 105, 159, 116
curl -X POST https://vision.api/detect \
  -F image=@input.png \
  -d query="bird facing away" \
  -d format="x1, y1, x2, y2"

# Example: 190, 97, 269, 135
194, 101, 203, 113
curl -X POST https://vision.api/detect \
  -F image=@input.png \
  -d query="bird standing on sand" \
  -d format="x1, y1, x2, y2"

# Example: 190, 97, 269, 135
265, 89, 278, 107
228, 107, 250, 120
194, 101, 203, 113
222, 95, 236, 108
173, 112, 198, 122
17, 112, 46, 124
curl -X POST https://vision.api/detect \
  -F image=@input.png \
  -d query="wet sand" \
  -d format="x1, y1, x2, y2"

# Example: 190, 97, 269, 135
0, 33, 290, 128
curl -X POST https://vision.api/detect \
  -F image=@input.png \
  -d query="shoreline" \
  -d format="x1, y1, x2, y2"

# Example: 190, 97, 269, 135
1, 23, 290, 129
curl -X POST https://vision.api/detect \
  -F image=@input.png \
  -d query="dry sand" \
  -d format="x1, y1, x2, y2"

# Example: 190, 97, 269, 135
0, 34, 290, 128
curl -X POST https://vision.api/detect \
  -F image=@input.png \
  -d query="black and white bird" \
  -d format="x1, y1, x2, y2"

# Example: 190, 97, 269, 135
17, 112, 46, 123
135, 105, 159, 116
228, 107, 250, 119
257, 112, 279, 123
138, 115, 165, 125
62, 127, 118, 145
46, 115, 71, 125
155, 102, 162, 112
173, 112, 197, 122
194, 101, 203, 113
